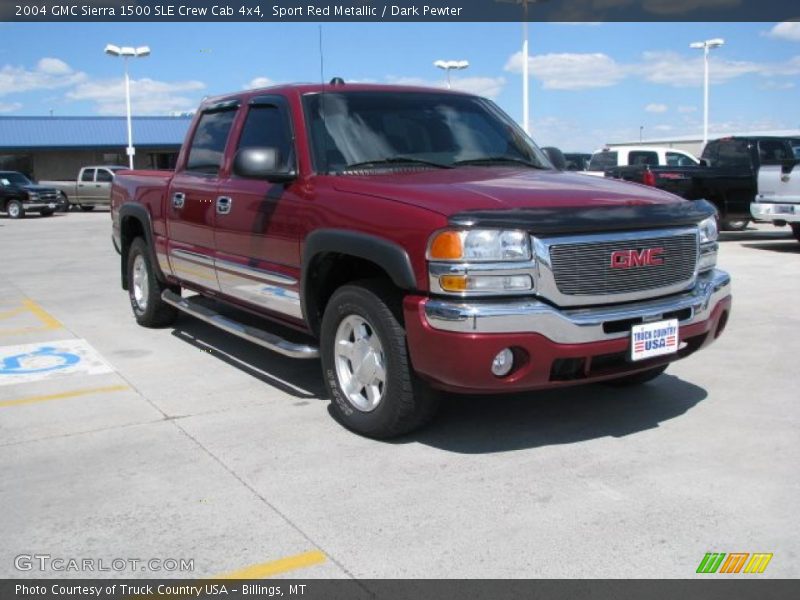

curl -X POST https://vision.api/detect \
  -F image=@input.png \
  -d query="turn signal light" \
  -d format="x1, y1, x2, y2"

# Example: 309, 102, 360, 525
439, 274, 468, 292
429, 231, 463, 260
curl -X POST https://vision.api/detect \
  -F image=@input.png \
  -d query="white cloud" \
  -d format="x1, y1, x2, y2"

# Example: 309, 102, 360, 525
645, 103, 668, 113
678, 105, 697, 113
760, 80, 796, 90
0, 57, 86, 97
505, 51, 626, 90
67, 77, 206, 115
245, 76, 275, 89
766, 21, 800, 42
653, 124, 674, 131
0, 101, 22, 113
638, 51, 761, 86
385, 75, 506, 99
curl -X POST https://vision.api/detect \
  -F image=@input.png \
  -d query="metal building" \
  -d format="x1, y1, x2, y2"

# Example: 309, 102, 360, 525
607, 129, 800, 157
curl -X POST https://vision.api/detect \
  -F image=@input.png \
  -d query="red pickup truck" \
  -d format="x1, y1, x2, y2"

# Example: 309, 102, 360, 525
111, 82, 731, 438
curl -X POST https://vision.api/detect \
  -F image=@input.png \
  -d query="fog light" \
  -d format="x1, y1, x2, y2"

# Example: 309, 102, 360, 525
491, 348, 514, 377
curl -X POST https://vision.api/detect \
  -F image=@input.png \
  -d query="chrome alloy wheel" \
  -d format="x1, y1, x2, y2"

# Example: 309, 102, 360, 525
131, 254, 149, 311
7, 202, 21, 218
334, 314, 387, 412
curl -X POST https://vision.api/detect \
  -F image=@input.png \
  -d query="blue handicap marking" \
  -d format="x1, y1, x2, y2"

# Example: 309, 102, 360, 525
0, 346, 81, 375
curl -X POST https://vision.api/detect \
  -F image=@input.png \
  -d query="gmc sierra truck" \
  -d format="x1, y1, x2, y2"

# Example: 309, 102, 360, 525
111, 83, 732, 438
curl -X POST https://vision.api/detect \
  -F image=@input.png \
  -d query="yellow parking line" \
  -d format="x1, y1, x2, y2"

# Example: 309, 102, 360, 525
216, 550, 327, 579
0, 385, 129, 408
0, 306, 26, 320
22, 298, 63, 330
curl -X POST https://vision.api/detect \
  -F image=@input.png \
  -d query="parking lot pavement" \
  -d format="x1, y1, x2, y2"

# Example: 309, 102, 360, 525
1, 212, 798, 579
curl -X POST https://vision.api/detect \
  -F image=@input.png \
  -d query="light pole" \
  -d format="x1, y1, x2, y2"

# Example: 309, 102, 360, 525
689, 38, 724, 146
497, 0, 538, 134
104, 44, 151, 169
433, 60, 469, 89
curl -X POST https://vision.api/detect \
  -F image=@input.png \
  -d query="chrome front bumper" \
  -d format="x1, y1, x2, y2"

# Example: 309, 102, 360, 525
751, 202, 800, 223
424, 269, 731, 344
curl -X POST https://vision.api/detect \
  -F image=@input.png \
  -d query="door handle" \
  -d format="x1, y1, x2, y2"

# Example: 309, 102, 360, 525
95, 184, 101, 188
172, 192, 185, 209
216, 196, 232, 215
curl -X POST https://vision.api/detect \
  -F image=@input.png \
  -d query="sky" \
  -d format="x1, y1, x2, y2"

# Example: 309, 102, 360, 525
1, 21, 799, 151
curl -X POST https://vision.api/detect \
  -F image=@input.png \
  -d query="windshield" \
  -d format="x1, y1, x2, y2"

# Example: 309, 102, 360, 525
302, 91, 550, 174
0, 172, 32, 186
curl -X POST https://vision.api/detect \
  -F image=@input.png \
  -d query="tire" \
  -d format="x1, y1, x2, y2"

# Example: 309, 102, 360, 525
604, 364, 668, 387
80, 205, 96, 212
58, 193, 70, 212
720, 218, 749, 231
126, 237, 178, 328
6, 200, 24, 219
791, 223, 800, 243
320, 280, 439, 439
40, 209, 54, 217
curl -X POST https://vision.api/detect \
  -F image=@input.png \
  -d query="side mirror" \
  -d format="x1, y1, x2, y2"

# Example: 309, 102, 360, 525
233, 147, 296, 183
542, 146, 567, 171
699, 158, 710, 167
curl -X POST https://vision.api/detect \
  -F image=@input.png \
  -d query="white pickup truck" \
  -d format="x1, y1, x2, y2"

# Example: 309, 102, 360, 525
40, 165, 126, 211
751, 162, 800, 242
586, 146, 699, 176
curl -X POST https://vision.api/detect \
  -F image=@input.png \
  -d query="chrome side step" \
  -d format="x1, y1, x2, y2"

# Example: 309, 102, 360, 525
161, 290, 319, 359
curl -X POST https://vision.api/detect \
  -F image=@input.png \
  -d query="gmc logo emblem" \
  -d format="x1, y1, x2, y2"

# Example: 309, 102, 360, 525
610, 248, 664, 269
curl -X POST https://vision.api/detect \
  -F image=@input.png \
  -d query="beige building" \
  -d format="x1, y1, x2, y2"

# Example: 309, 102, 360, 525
607, 129, 800, 158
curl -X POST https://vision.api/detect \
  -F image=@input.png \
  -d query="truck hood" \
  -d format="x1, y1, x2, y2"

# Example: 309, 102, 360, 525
331, 167, 684, 215
7, 183, 59, 195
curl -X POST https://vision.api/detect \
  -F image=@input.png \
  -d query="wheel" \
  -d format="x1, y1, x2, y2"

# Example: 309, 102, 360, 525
6, 200, 24, 219
126, 237, 178, 327
720, 218, 749, 231
604, 364, 668, 387
40, 209, 54, 217
791, 223, 800, 243
80, 205, 96, 212
320, 280, 439, 439
57, 193, 70, 212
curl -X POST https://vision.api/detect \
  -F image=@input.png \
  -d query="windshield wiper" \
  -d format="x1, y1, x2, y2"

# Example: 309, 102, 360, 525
343, 156, 453, 171
453, 156, 547, 169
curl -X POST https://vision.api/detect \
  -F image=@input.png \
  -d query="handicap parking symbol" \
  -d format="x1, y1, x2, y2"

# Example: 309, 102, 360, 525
0, 339, 113, 386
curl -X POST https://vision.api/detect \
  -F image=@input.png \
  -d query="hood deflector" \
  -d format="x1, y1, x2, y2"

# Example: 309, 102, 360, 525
449, 199, 717, 235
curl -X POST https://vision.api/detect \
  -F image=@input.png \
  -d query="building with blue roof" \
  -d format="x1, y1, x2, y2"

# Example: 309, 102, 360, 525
0, 116, 192, 180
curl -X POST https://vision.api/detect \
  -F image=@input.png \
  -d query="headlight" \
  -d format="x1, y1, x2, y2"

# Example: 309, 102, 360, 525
698, 216, 718, 244
28, 192, 39, 201
428, 229, 531, 262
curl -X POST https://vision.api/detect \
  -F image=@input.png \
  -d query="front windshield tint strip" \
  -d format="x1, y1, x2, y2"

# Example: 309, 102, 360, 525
301, 91, 550, 174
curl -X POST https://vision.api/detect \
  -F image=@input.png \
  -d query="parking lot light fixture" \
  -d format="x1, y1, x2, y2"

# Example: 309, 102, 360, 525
689, 38, 725, 146
104, 43, 151, 169
434, 60, 470, 89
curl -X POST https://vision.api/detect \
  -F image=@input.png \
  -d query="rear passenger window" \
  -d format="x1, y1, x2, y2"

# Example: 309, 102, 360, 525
666, 152, 697, 167
80, 169, 95, 182
629, 151, 658, 166
96, 169, 113, 182
588, 151, 618, 170
716, 140, 750, 168
237, 104, 293, 170
186, 109, 237, 174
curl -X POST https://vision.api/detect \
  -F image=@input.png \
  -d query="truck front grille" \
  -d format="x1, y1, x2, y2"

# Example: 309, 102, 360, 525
549, 232, 698, 297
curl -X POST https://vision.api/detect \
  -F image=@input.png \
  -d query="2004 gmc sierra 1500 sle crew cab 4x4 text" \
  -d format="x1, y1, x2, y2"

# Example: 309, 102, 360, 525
111, 82, 732, 438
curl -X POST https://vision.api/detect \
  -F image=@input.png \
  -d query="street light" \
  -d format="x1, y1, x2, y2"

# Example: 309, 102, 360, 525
433, 60, 469, 89
104, 44, 151, 169
689, 38, 725, 146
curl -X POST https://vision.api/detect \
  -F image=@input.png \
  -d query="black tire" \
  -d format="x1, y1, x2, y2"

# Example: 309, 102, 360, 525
58, 193, 70, 212
126, 237, 178, 328
320, 280, 439, 439
40, 209, 54, 217
6, 199, 24, 219
791, 223, 800, 243
604, 364, 668, 387
80, 205, 96, 212
720, 218, 749, 231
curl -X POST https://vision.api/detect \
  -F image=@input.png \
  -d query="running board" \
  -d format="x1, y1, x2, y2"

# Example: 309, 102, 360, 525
161, 290, 319, 359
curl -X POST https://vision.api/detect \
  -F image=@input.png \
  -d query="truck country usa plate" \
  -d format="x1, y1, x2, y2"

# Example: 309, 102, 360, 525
631, 319, 679, 361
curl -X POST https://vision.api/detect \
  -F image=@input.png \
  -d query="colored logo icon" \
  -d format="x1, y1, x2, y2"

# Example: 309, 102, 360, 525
697, 552, 773, 574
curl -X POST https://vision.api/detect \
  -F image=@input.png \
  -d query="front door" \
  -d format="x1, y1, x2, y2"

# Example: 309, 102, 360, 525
213, 96, 305, 322
166, 106, 238, 292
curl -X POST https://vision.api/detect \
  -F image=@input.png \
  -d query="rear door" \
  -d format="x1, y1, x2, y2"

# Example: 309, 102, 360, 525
166, 103, 239, 292
713, 139, 757, 218
93, 168, 115, 205
213, 95, 305, 322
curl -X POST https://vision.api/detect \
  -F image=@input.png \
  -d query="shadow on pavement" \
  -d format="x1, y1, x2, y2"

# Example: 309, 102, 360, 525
171, 314, 327, 400
719, 228, 791, 242
399, 374, 707, 454
741, 241, 799, 254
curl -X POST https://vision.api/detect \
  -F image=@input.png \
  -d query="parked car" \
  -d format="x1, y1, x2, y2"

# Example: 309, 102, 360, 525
586, 146, 699, 176
0, 171, 63, 218
752, 161, 800, 242
563, 153, 592, 171
604, 136, 798, 231
41, 165, 126, 211
111, 82, 731, 438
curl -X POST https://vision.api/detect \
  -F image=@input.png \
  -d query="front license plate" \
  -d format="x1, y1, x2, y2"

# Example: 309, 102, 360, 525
48, 203, 56, 209
631, 319, 679, 361
774, 204, 795, 214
